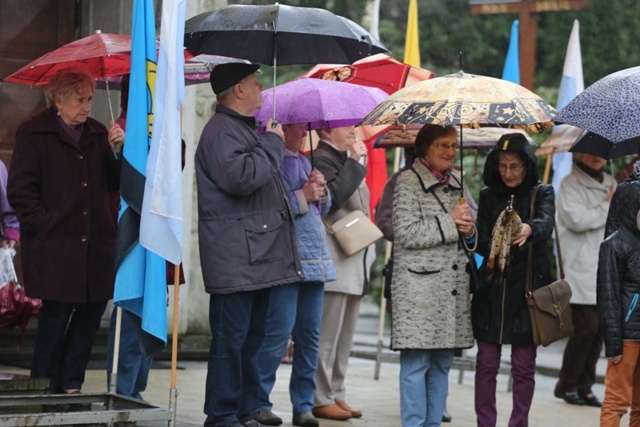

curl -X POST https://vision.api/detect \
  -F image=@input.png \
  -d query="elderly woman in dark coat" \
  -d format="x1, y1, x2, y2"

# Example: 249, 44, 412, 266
472, 133, 555, 427
7, 68, 123, 396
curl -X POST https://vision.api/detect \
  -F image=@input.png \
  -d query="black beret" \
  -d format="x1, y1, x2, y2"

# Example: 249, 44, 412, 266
209, 63, 260, 95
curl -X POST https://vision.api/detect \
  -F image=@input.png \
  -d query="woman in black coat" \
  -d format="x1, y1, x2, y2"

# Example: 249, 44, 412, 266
472, 133, 555, 427
7, 68, 123, 397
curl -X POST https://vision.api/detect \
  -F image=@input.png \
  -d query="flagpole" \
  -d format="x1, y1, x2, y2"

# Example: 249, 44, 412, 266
168, 264, 180, 427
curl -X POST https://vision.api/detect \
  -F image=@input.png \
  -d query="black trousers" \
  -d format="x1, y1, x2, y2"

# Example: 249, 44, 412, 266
556, 304, 603, 395
31, 299, 107, 393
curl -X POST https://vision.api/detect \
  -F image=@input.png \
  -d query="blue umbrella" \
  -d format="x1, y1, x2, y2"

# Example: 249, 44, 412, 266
555, 66, 640, 144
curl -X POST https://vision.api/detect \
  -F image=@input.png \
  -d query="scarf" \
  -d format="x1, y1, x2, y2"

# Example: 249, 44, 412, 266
420, 158, 451, 186
487, 195, 522, 282
576, 161, 604, 183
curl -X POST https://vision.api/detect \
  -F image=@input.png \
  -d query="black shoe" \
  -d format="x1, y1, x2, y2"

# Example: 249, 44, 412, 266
581, 394, 602, 408
561, 391, 585, 405
244, 420, 267, 427
442, 407, 452, 422
251, 409, 282, 426
554, 385, 563, 399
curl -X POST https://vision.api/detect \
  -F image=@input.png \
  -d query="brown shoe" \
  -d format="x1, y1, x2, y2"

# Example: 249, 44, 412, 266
335, 400, 362, 418
312, 404, 352, 420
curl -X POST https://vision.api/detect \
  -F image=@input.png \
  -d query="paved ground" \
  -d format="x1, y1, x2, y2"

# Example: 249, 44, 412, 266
0, 302, 629, 426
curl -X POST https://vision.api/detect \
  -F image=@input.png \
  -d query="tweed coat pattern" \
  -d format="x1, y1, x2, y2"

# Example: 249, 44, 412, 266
390, 159, 473, 351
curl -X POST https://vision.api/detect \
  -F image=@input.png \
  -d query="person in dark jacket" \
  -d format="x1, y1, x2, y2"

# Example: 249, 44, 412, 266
605, 159, 640, 238
195, 63, 303, 427
7, 68, 123, 396
472, 133, 555, 427
597, 183, 640, 426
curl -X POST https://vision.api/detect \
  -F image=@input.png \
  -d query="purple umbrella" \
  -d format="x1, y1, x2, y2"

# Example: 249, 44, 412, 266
255, 77, 387, 129
255, 77, 387, 165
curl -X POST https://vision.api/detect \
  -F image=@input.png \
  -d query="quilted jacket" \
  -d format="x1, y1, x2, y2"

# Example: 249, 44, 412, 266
597, 182, 640, 358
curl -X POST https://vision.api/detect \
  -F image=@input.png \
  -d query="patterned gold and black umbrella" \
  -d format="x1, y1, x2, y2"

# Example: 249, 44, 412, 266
359, 70, 556, 193
360, 70, 556, 132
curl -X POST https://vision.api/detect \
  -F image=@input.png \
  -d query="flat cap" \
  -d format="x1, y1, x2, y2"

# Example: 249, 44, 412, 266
209, 63, 260, 95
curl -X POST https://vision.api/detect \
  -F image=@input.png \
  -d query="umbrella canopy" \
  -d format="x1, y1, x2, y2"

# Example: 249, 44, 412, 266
360, 70, 557, 132
373, 126, 535, 149
569, 131, 640, 160
96, 53, 249, 89
534, 125, 583, 156
184, 4, 388, 66
254, 77, 387, 130
2, 32, 132, 86
302, 53, 434, 95
555, 66, 640, 144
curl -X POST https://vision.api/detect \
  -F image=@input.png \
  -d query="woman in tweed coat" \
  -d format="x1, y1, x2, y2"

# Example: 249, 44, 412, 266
391, 125, 474, 427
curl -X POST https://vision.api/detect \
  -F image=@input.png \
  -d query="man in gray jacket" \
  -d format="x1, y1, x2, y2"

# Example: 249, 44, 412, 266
195, 63, 303, 427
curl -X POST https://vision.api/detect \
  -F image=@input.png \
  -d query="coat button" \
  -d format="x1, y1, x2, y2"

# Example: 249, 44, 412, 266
452, 264, 459, 270
81, 181, 88, 187
443, 188, 450, 193
80, 235, 88, 242
451, 289, 458, 296
82, 208, 88, 215
263, 224, 268, 229
77, 154, 84, 159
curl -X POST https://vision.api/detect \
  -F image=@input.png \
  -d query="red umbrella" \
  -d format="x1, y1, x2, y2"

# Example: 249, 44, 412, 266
2, 31, 132, 87
2, 31, 194, 122
302, 53, 434, 95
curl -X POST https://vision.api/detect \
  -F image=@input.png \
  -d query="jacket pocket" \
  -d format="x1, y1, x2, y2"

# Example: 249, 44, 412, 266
407, 267, 441, 275
244, 211, 287, 265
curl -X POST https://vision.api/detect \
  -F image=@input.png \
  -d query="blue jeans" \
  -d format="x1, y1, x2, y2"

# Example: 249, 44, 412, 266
256, 281, 324, 414
31, 299, 107, 393
106, 307, 152, 399
204, 289, 270, 427
400, 349, 454, 427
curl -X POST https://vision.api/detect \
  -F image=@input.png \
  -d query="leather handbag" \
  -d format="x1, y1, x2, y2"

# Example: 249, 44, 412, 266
525, 186, 574, 347
326, 209, 383, 257
324, 188, 383, 257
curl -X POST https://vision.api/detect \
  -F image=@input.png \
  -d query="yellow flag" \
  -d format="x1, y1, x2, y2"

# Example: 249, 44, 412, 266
404, 0, 421, 66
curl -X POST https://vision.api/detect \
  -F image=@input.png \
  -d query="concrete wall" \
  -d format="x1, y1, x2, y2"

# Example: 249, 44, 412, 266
79, 0, 227, 338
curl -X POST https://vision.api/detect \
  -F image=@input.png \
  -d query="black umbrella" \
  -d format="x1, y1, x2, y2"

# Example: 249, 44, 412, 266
569, 131, 640, 160
184, 4, 388, 67
185, 3, 387, 125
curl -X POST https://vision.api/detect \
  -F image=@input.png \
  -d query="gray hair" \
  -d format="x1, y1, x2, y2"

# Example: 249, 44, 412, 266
43, 68, 95, 108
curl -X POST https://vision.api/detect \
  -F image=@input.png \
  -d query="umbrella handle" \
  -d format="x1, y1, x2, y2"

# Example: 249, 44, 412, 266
271, 32, 278, 127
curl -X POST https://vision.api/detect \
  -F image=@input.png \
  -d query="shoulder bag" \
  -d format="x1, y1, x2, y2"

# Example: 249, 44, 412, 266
324, 188, 383, 257
525, 186, 574, 347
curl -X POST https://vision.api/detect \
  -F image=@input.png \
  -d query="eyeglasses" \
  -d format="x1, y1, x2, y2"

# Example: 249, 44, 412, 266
497, 163, 525, 174
432, 142, 458, 151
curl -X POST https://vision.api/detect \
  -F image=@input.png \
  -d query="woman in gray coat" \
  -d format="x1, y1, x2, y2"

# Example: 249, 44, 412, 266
391, 124, 474, 427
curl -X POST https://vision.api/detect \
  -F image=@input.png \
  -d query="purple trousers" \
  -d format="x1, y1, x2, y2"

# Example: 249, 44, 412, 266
475, 341, 537, 427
